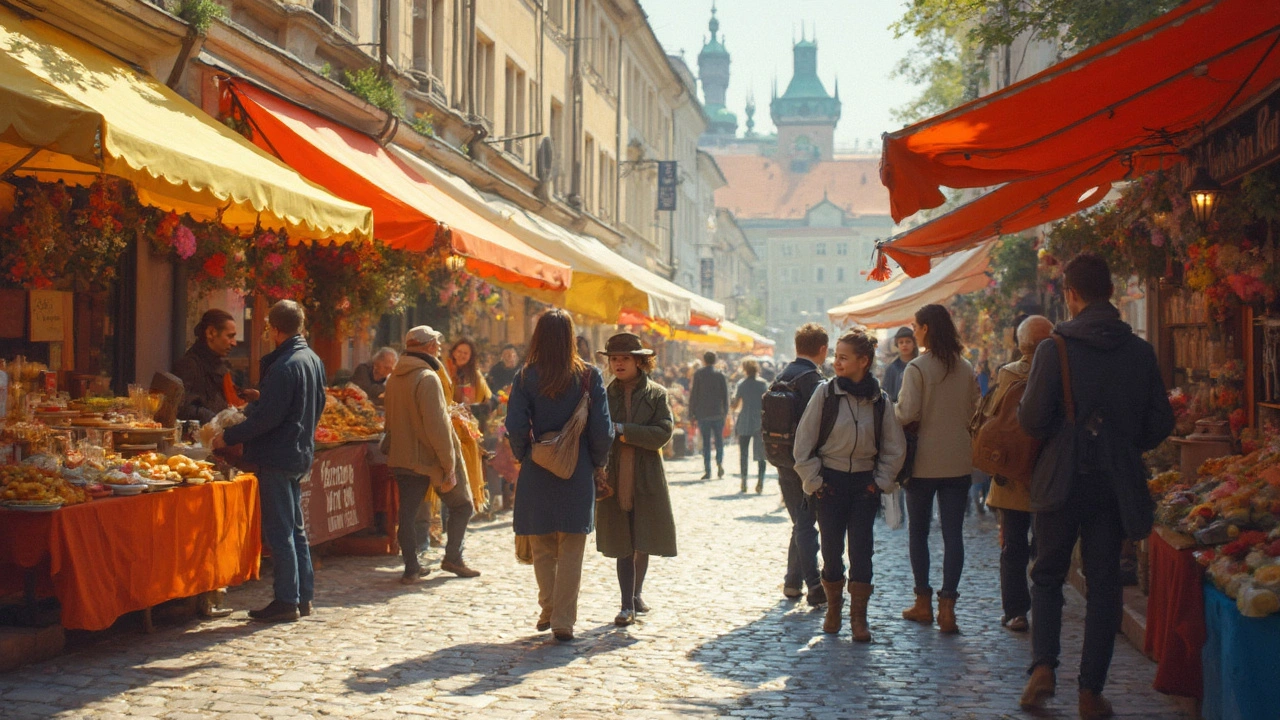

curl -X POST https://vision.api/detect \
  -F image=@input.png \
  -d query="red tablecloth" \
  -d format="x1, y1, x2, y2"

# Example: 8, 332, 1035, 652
0, 476, 261, 631
1144, 528, 1206, 698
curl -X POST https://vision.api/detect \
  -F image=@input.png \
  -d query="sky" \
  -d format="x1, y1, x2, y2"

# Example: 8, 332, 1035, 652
640, 0, 918, 153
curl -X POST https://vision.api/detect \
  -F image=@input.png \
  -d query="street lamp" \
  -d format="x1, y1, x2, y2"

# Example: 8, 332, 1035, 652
1185, 166, 1223, 225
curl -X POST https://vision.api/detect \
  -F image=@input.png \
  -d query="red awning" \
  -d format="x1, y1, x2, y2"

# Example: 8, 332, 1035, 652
879, 0, 1280, 275
223, 80, 571, 292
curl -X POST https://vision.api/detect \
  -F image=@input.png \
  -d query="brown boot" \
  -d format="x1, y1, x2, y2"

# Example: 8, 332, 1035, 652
901, 590, 933, 624
937, 595, 959, 634
1019, 664, 1056, 710
847, 581, 873, 643
1078, 689, 1114, 720
820, 579, 845, 634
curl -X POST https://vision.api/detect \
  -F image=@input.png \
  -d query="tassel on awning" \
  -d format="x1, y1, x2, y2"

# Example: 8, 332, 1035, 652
867, 248, 893, 282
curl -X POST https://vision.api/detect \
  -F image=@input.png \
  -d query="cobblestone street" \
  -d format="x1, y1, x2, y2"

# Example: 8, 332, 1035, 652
0, 456, 1189, 719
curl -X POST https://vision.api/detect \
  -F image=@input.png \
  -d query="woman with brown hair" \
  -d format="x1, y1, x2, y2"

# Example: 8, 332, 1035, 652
595, 333, 677, 627
792, 329, 905, 642
896, 303, 980, 633
505, 310, 614, 642
446, 338, 493, 407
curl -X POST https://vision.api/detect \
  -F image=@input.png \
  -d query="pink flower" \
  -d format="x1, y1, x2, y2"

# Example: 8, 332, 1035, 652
267, 252, 284, 269
174, 226, 197, 259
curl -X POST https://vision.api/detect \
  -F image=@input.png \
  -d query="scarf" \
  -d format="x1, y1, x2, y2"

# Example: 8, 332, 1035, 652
615, 375, 643, 513
836, 374, 881, 400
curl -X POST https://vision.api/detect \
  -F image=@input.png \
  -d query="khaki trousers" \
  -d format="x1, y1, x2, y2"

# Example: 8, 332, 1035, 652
530, 532, 587, 632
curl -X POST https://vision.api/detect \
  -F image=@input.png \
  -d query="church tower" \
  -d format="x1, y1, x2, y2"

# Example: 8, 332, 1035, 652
698, 3, 738, 143
770, 28, 841, 171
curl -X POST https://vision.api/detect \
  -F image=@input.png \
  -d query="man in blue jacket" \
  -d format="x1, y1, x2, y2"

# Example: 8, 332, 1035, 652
1017, 254, 1174, 719
214, 300, 328, 623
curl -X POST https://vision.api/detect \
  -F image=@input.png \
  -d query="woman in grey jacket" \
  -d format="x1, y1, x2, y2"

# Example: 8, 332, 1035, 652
896, 304, 980, 634
793, 329, 906, 642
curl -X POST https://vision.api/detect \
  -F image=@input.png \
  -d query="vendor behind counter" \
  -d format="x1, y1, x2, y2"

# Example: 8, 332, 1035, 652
350, 348, 398, 408
173, 309, 257, 423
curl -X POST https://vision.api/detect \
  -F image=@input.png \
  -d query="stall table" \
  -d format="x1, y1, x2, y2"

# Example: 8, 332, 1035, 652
0, 475, 261, 631
1201, 585, 1280, 720
1144, 527, 1205, 698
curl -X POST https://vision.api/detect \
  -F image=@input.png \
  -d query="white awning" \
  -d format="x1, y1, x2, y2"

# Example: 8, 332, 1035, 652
828, 244, 992, 329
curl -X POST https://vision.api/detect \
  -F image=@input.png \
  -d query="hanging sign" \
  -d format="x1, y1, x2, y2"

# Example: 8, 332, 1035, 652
29, 290, 69, 343
1182, 84, 1280, 186
657, 161, 678, 211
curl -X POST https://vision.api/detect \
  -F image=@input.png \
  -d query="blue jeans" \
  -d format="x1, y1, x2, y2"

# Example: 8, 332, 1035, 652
778, 465, 821, 590
698, 417, 725, 473
259, 469, 315, 605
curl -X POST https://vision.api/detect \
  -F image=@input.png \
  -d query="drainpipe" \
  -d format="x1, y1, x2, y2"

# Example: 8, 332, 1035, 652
466, 0, 477, 116
165, 26, 204, 90
568, 0, 584, 209
378, 0, 391, 78
614, 30, 622, 225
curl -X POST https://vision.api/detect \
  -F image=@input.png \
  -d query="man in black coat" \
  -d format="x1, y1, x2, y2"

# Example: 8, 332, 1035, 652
688, 351, 730, 480
1017, 253, 1174, 719
774, 323, 829, 607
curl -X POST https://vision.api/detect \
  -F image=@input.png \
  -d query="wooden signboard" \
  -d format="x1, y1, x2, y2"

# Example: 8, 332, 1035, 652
29, 290, 70, 343
300, 443, 374, 546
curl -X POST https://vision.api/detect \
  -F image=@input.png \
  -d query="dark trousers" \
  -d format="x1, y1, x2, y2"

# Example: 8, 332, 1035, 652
999, 508, 1033, 619
778, 465, 821, 590
906, 477, 969, 597
814, 469, 880, 584
394, 470, 473, 569
698, 417, 725, 473
738, 433, 765, 480
1030, 486, 1125, 692
258, 470, 314, 605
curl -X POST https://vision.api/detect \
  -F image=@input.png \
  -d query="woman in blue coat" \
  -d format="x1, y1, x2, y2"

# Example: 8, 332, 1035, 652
506, 310, 613, 642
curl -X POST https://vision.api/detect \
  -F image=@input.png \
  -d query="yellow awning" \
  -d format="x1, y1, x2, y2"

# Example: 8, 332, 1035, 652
0, 8, 372, 242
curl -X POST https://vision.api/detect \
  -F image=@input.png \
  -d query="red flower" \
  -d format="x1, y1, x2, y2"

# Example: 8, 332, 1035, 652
203, 253, 227, 279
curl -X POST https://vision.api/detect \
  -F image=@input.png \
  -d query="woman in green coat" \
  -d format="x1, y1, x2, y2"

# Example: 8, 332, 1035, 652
597, 333, 677, 627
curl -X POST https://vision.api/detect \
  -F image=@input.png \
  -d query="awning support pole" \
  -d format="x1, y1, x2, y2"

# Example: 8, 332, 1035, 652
0, 147, 42, 181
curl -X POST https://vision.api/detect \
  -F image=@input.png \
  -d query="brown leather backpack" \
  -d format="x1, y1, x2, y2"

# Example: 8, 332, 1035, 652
970, 368, 1040, 487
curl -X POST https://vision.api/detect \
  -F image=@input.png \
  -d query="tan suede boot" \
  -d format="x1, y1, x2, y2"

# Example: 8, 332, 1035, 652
820, 579, 845, 634
1019, 664, 1056, 710
901, 591, 933, 624
1078, 689, 1114, 720
937, 596, 959, 634
847, 581, 873, 643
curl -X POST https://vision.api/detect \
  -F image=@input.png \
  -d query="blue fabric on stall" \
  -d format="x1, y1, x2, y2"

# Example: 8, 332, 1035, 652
1200, 585, 1280, 720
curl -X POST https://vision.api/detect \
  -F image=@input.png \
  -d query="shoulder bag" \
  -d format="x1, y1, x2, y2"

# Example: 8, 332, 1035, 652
1029, 334, 1077, 512
530, 370, 593, 480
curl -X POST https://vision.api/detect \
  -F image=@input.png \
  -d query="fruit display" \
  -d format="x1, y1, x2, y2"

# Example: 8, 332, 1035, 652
1, 465, 90, 506
316, 386, 383, 444
129, 452, 218, 484
1152, 437, 1280, 617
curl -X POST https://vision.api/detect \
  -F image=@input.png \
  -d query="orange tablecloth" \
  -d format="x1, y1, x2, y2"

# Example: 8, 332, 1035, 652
0, 475, 261, 631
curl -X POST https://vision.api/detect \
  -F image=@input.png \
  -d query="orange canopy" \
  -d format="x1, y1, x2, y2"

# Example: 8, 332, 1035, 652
879, 0, 1280, 275
224, 80, 571, 292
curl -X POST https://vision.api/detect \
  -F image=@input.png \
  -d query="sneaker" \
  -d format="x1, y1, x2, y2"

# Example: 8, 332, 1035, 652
400, 567, 430, 585
440, 560, 481, 578
248, 600, 299, 623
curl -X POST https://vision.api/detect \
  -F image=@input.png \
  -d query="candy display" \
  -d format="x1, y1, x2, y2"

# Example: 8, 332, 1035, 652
1, 464, 90, 506
1152, 437, 1280, 616
315, 386, 383, 444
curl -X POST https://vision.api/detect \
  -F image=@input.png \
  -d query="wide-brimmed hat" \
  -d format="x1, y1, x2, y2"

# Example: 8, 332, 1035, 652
598, 332, 654, 357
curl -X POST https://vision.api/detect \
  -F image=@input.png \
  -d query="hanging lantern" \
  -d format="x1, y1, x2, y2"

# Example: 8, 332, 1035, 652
445, 254, 467, 272
1185, 166, 1223, 225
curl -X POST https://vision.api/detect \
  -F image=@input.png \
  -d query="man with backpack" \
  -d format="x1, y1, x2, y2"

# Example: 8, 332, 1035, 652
1017, 254, 1174, 720
762, 323, 830, 606
975, 315, 1052, 633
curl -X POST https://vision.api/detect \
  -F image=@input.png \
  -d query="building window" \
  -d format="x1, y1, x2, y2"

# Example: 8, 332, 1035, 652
837, 242, 848, 256
430, 0, 445, 77
584, 134, 596, 214
815, 267, 824, 283
837, 267, 845, 283
781, 243, 793, 257
338, 0, 354, 33
475, 35, 496, 121
548, 0, 564, 28
816, 242, 826, 256
549, 100, 565, 194
412, 0, 428, 71
504, 60, 527, 159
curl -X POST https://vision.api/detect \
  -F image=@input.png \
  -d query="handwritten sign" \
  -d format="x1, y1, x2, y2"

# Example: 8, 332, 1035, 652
300, 442, 373, 545
28, 290, 69, 343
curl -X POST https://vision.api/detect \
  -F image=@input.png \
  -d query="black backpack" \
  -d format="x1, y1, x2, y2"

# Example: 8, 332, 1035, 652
761, 369, 820, 467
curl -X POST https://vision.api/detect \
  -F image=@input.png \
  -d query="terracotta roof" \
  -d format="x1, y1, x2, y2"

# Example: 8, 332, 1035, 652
713, 154, 890, 220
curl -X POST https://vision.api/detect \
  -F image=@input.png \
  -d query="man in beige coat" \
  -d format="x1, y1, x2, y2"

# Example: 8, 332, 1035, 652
383, 326, 479, 583
985, 315, 1053, 632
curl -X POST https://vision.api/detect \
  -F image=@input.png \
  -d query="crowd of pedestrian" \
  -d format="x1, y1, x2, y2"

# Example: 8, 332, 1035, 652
205, 252, 1172, 720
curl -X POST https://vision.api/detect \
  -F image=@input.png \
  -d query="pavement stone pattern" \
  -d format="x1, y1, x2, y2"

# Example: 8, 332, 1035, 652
0, 455, 1190, 719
